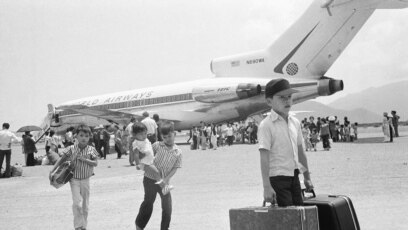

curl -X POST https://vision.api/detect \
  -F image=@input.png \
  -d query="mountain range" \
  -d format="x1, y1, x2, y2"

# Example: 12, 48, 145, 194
291, 80, 408, 123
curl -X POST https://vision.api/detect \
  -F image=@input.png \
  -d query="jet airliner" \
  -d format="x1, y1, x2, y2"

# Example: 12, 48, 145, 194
41, 0, 408, 132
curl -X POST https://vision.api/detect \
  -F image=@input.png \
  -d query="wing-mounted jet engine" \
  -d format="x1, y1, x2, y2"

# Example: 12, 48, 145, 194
192, 83, 262, 103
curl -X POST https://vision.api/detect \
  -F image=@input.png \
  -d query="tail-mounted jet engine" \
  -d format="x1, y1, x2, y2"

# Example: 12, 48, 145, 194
193, 83, 262, 103
318, 77, 344, 96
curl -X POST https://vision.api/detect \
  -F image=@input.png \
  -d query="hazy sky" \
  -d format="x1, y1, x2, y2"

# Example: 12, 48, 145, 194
1, 0, 408, 131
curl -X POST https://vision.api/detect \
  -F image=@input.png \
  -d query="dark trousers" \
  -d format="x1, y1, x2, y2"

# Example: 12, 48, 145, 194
136, 177, 172, 230
147, 134, 157, 144
97, 140, 109, 159
394, 124, 399, 137
227, 136, 234, 146
321, 134, 331, 149
389, 125, 394, 142
269, 169, 303, 207
26, 152, 36, 166
115, 143, 122, 159
0, 150, 11, 177
192, 136, 198, 150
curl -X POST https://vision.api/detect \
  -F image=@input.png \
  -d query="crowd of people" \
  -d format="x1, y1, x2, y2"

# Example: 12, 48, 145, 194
0, 79, 404, 230
188, 120, 259, 150
300, 116, 359, 151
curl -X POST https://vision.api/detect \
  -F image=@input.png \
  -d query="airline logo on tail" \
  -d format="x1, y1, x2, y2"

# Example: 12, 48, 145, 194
274, 23, 319, 75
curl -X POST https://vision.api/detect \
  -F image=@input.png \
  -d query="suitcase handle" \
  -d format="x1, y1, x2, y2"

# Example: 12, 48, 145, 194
262, 200, 277, 207
302, 189, 316, 198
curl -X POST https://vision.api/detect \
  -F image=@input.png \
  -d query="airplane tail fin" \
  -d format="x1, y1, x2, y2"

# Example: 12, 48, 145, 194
211, 0, 408, 79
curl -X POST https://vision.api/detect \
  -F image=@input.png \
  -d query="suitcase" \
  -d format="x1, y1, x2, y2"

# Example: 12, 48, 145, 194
230, 202, 320, 230
303, 190, 360, 230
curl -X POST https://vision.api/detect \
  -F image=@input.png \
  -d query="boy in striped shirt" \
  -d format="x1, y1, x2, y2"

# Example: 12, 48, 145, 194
49, 124, 98, 230
136, 121, 182, 230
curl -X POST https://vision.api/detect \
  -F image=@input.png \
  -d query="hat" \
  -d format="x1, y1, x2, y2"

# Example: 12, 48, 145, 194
265, 78, 298, 98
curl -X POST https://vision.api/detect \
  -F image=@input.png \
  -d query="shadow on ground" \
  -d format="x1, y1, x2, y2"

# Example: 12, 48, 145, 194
353, 137, 385, 144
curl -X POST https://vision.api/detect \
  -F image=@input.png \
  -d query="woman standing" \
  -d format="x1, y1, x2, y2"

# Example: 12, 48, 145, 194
210, 123, 218, 150
382, 112, 391, 142
23, 131, 37, 166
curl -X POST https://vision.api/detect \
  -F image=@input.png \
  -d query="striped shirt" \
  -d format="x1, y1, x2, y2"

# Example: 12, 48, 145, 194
145, 142, 182, 180
61, 144, 98, 180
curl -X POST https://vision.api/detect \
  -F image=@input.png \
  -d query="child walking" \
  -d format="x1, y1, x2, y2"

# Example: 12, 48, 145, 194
131, 122, 173, 195
310, 129, 319, 151
49, 124, 98, 230
135, 121, 182, 230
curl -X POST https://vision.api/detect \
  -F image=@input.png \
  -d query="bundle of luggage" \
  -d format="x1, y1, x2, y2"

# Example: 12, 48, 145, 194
230, 190, 360, 230
11, 163, 23, 177
49, 160, 75, 189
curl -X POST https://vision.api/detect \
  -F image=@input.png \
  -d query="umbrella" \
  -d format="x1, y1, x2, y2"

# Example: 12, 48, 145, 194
16, 125, 42, 132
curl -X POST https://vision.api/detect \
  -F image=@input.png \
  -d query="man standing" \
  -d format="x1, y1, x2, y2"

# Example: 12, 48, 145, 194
391, 110, 400, 137
0, 123, 21, 178
97, 125, 110, 159
141, 112, 158, 144
153, 114, 163, 142
126, 117, 137, 165
258, 79, 314, 206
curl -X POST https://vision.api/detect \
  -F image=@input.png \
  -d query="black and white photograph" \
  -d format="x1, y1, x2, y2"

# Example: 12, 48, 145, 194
1, 0, 408, 229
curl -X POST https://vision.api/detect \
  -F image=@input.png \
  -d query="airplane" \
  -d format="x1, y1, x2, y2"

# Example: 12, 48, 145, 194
40, 0, 408, 133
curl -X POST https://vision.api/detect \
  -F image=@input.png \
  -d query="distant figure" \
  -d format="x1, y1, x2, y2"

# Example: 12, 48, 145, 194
316, 117, 321, 133
141, 111, 158, 144
192, 127, 199, 150
127, 118, 137, 165
121, 126, 129, 156
352, 122, 358, 140
320, 118, 331, 150
114, 125, 123, 159
308, 116, 317, 132
329, 120, 337, 142
97, 125, 110, 159
0, 123, 21, 178
310, 129, 319, 151
382, 112, 392, 142
302, 124, 312, 151
23, 131, 37, 166
210, 123, 217, 150
44, 131, 51, 153
49, 130, 59, 153
200, 122, 207, 150
153, 114, 163, 142
391, 111, 400, 137
226, 123, 234, 146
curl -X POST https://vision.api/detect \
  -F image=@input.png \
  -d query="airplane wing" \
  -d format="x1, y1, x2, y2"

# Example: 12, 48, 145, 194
57, 104, 143, 125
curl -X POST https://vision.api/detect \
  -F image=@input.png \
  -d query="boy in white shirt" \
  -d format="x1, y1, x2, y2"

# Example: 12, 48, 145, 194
258, 78, 314, 206
132, 122, 173, 195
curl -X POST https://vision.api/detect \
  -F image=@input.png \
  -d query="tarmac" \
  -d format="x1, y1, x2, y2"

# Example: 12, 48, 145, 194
0, 127, 407, 230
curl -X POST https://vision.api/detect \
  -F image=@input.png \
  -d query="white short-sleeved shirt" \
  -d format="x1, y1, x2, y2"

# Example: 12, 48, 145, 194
258, 109, 305, 177
226, 127, 234, 136
142, 117, 158, 135
133, 138, 154, 165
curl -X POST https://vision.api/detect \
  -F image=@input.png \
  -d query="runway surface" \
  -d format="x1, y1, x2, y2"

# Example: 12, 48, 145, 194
1, 129, 407, 230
